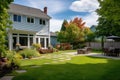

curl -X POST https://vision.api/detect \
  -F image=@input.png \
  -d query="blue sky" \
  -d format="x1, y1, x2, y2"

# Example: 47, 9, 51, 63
14, 0, 99, 32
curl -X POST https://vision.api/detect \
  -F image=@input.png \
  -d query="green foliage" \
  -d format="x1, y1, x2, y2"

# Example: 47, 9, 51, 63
85, 32, 96, 42
0, 0, 13, 56
58, 17, 93, 49
19, 49, 40, 58
96, 0, 120, 36
58, 23, 85, 44
32, 43, 41, 49
3, 50, 21, 68
60, 20, 68, 31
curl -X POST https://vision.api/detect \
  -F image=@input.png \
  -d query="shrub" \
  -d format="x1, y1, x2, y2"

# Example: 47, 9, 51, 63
32, 43, 41, 49
56, 43, 72, 50
14, 53, 23, 59
19, 49, 40, 59
4, 51, 21, 67
0, 51, 21, 75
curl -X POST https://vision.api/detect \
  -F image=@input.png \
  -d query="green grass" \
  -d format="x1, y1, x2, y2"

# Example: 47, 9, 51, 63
12, 53, 120, 80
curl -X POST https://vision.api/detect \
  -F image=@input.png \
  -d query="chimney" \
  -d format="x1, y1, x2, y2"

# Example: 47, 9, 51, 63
44, 7, 47, 14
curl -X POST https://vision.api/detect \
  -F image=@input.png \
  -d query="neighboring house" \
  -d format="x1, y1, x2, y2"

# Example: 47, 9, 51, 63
8, 3, 51, 50
50, 32, 59, 47
90, 25, 96, 32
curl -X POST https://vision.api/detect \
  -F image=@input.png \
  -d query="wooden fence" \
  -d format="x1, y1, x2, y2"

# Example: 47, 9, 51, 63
86, 42, 120, 49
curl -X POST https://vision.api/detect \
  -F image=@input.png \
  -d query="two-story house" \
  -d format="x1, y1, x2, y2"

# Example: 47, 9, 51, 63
8, 3, 51, 50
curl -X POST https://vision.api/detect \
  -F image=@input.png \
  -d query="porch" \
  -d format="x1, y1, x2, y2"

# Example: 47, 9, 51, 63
8, 31, 50, 50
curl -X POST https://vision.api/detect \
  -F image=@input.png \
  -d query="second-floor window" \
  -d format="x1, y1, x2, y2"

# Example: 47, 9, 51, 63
27, 17, 34, 23
39, 19, 46, 25
13, 14, 21, 22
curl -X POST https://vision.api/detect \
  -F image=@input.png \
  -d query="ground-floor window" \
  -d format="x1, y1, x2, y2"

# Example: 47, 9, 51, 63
40, 38, 44, 47
30, 37, 33, 46
9, 33, 49, 50
20, 37, 28, 46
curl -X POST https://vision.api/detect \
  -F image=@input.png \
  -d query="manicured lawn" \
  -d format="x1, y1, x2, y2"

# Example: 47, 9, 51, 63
12, 53, 120, 80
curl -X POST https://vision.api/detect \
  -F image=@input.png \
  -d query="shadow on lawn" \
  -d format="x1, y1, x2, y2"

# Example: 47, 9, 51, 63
12, 57, 120, 80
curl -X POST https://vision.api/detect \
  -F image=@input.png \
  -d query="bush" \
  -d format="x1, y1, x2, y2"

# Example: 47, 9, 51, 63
4, 51, 21, 68
19, 49, 40, 59
56, 43, 72, 50
32, 43, 41, 49
0, 51, 21, 76
73, 43, 86, 49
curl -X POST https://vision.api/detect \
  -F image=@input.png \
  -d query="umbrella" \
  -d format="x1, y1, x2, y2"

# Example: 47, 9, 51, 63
107, 35, 120, 39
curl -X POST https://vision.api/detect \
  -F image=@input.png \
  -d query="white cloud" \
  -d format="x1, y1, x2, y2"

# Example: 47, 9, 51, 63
26, 0, 66, 15
70, 0, 99, 12
50, 12, 99, 32
50, 19, 63, 32
83, 12, 99, 27
71, 12, 99, 27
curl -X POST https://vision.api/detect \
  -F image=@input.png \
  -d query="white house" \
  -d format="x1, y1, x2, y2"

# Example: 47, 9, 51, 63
8, 3, 51, 50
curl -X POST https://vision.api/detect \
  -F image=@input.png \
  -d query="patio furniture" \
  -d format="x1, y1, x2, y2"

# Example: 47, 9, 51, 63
77, 47, 91, 54
103, 48, 120, 57
103, 48, 110, 56
113, 48, 120, 57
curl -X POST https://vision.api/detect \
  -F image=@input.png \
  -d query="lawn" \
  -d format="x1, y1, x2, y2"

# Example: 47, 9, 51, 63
12, 52, 120, 80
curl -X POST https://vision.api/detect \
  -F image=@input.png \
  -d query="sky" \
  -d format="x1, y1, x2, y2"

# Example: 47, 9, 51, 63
14, 0, 99, 32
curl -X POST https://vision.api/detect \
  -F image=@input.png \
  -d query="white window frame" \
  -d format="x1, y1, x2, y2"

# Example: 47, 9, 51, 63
27, 17, 35, 24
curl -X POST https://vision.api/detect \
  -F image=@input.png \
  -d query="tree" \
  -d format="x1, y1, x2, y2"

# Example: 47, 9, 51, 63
0, 0, 13, 57
96, 0, 120, 35
60, 20, 68, 31
96, 0, 120, 49
65, 23, 84, 43
58, 17, 92, 49
70, 17, 86, 29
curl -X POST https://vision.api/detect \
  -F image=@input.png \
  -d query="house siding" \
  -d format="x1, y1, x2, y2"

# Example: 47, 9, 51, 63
8, 3, 51, 50
9, 13, 49, 35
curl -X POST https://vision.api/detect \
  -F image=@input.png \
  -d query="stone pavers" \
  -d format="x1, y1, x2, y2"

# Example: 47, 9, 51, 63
15, 70, 27, 73
0, 76, 14, 80
30, 65, 40, 68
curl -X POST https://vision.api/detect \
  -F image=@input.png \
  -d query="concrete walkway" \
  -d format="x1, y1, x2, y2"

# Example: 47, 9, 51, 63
66, 52, 120, 60
0, 76, 14, 80
86, 53, 120, 60
64, 51, 120, 60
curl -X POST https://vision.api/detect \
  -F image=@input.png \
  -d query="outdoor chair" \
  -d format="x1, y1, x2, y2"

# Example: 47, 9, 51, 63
77, 47, 91, 54
113, 48, 120, 57
102, 48, 110, 56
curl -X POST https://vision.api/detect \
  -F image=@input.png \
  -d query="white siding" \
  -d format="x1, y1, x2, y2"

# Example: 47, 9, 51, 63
10, 13, 49, 35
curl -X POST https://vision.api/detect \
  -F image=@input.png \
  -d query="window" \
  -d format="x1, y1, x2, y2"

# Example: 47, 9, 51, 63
39, 19, 42, 24
13, 14, 21, 22
40, 38, 44, 47
43, 20, 46, 25
27, 17, 34, 23
39, 19, 46, 25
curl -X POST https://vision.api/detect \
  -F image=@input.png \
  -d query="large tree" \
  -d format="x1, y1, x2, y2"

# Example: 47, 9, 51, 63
96, 0, 120, 49
58, 17, 92, 48
60, 20, 68, 31
0, 0, 13, 57
96, 0, 120, 36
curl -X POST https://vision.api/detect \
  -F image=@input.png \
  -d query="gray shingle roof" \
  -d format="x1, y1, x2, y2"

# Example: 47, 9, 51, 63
8, 3, 51, 19
50, 32, 57, 37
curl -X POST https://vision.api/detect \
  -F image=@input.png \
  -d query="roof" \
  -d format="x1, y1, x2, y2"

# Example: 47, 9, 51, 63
50, 32, 57, 37
8, 3, 51, 19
